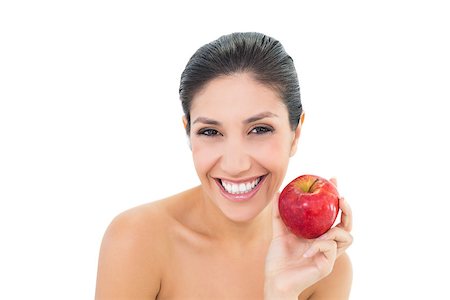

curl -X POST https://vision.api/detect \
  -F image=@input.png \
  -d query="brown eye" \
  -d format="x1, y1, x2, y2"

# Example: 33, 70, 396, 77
198, 128, 221, 137
250, 126, 273, 135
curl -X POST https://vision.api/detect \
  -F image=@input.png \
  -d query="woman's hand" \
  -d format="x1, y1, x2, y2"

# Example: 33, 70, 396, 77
318, 178, 353, 259
264, 178, 353, 299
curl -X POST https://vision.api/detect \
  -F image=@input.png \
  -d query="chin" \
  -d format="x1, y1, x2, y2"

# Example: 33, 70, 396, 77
214, 187, 272, 224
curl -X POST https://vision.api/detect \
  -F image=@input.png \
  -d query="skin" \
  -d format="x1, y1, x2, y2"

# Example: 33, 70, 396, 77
95, 73, 353, 299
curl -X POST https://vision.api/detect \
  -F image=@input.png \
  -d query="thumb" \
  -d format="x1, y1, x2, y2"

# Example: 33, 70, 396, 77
272, 192, 289, 239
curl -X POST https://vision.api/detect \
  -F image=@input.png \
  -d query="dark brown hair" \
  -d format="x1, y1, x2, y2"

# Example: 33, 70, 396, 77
179, 32, 302, 134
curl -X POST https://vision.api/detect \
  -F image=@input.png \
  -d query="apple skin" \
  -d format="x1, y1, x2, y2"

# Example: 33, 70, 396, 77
279, 175, 340, 239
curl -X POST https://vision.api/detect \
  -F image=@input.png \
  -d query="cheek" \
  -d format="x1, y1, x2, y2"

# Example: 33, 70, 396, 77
249, 136, 291, 169
191, 140, 221, 178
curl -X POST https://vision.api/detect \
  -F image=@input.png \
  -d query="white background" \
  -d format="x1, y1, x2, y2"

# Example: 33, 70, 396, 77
1, 1, 449, 299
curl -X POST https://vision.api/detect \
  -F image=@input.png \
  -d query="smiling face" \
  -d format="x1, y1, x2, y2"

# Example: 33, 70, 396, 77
188, 73, 302, 223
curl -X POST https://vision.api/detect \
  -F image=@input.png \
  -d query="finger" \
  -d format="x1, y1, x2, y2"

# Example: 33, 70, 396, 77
303, 239, 337, 263
318, 227, 353, 256
319, 227, 353, 245
336, 197, 353, 232
308, 240, 338, 277
303, 240, 337, 278
271, 192, 290, 239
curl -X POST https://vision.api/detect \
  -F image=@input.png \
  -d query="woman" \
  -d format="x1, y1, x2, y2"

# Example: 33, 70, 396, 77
95, 32, 353, 299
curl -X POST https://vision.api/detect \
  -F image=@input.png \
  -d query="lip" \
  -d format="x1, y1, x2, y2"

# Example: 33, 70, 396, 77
218, 175, 262, 184
214, 175, 267, 202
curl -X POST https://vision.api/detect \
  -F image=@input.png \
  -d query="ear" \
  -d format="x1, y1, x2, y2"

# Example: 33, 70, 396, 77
182, 115, 192, 149
289, 112, 305, 157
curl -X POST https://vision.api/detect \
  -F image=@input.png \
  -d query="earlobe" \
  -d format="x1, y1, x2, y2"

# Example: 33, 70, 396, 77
182, 115, 192, 150
290, 112, 305, 157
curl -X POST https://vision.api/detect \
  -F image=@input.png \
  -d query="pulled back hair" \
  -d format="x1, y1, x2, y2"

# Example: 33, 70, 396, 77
179, 32, 302, 135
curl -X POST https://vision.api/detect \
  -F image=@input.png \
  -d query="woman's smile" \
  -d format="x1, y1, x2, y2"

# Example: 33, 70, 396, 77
214, 174, 268, 202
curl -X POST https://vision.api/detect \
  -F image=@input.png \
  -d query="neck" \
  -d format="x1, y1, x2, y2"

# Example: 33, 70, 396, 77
197, 186, 273, 247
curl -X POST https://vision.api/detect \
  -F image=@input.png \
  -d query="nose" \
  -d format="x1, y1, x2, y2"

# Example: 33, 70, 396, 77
219, 137, 251, 177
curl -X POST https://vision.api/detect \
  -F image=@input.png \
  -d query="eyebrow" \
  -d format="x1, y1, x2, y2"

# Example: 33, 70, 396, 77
192, 111, 279, 125
244, 111, 279, 124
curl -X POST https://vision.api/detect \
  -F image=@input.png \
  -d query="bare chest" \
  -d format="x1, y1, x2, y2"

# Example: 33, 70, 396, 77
158, 240, 268, 299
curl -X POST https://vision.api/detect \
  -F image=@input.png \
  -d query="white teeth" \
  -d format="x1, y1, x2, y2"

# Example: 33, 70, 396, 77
221, 177, 262, 194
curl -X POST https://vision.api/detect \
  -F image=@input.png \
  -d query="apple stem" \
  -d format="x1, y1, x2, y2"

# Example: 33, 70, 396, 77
308, 178, 320, 193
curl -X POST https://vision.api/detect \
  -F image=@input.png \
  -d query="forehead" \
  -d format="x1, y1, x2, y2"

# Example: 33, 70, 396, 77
190, 73, 287, 119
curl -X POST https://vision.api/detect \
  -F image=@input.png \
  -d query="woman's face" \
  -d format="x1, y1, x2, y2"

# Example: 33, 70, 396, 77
188, 73, 302, 223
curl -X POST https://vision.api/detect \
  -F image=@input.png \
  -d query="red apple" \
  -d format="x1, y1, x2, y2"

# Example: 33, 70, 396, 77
279, 174, 340, 239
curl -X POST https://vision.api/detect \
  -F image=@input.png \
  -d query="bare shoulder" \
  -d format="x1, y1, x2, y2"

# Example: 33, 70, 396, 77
306, 253, 353, 300
95, 188, 196, 300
